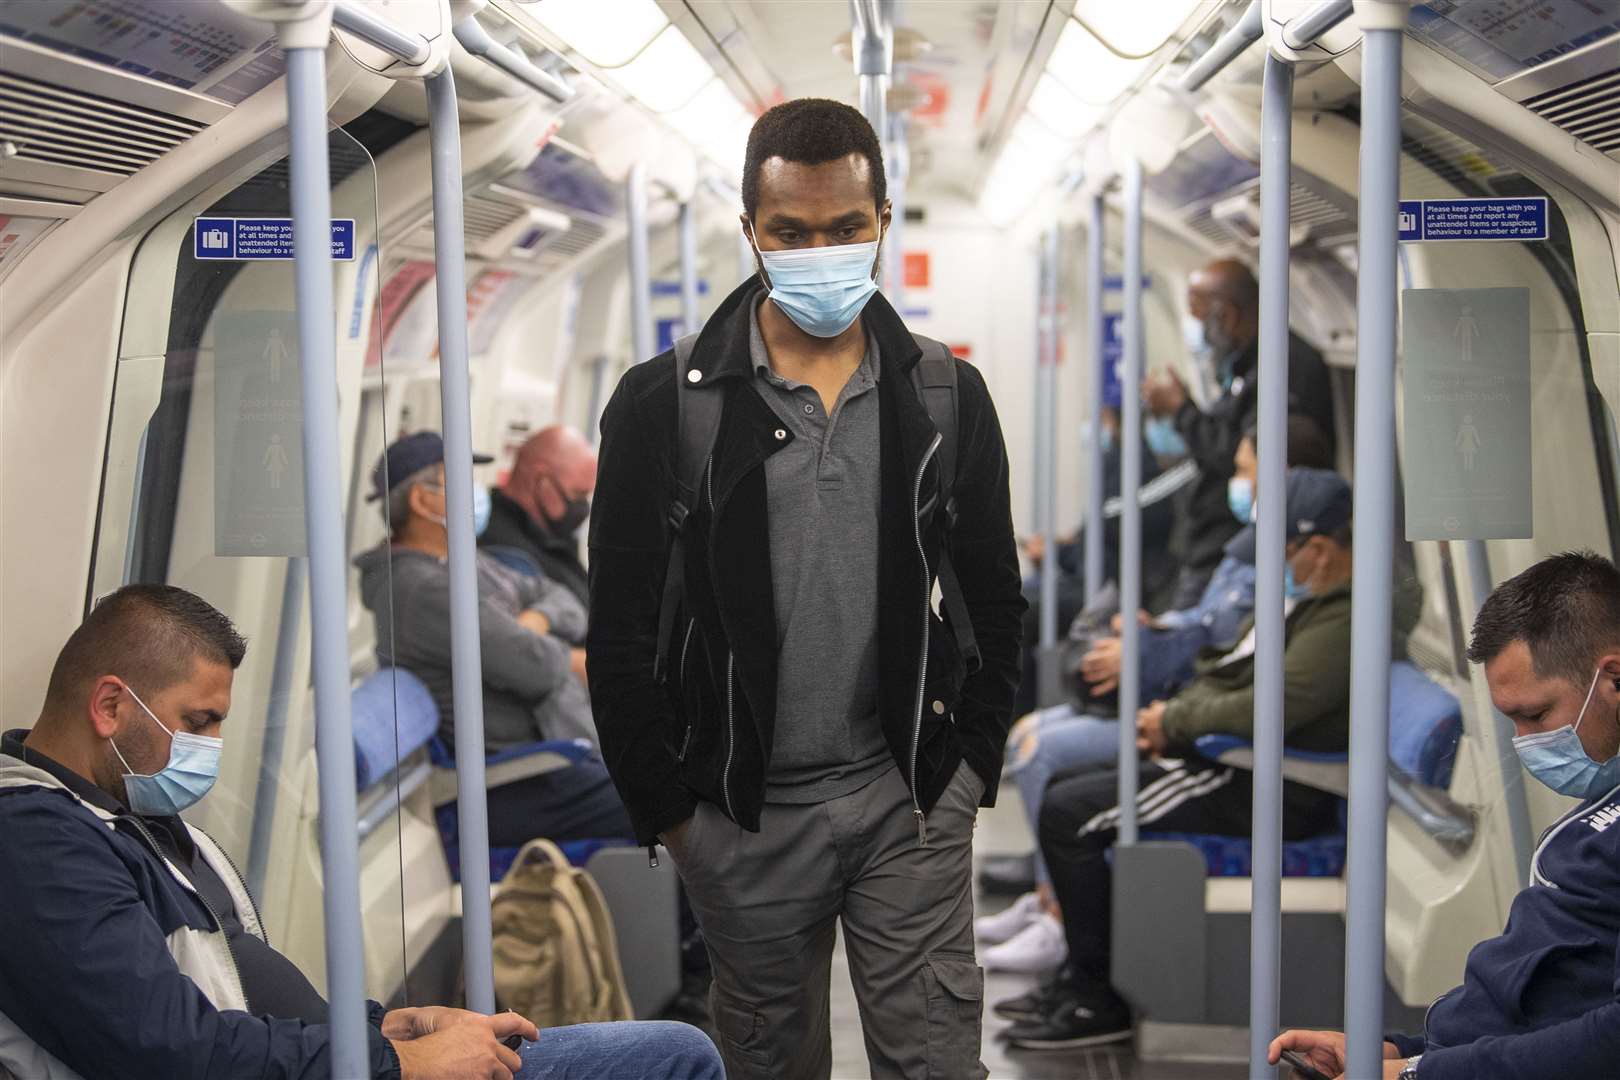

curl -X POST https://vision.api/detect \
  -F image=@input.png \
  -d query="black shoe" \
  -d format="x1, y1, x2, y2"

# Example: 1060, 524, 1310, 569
991, 964, 1073, 1025
978, 851, 1036, 896
1004, 989, 1133, 1050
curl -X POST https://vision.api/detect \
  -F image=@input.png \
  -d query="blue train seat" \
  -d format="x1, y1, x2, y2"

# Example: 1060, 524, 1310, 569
1145, 661, 1462, 878
349, 667, 607, 879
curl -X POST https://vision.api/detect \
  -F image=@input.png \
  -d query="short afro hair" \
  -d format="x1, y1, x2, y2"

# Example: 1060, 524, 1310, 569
742, 98, 886, 220
1468, 551, 1620, 689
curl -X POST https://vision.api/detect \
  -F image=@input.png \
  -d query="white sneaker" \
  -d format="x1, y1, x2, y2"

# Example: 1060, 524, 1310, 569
980, 912, 1067, 974
974, 891, 1042, 945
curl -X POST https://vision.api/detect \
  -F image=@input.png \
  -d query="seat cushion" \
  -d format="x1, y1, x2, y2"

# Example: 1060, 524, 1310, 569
1389, 661, 1463, 787
351, 668, 440, 791
1140, 830, 1348, 878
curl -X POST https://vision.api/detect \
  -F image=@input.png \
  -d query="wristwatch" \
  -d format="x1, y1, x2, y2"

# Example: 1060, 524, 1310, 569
1398, 1054, 1423, 1080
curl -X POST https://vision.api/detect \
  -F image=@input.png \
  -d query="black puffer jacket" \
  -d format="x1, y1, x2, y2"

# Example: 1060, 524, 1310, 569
587, 280, 1025, 845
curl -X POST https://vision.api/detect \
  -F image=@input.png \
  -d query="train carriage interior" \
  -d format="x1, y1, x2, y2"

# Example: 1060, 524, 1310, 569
1, 1, 1617, 1078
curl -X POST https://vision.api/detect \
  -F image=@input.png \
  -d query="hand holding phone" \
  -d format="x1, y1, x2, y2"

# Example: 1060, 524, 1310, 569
1279, 1049, 1335, 1080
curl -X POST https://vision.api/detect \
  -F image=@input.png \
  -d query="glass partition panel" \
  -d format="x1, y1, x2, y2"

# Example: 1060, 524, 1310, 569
97, 124, 433, 1010
1381, 116, 1619, 1009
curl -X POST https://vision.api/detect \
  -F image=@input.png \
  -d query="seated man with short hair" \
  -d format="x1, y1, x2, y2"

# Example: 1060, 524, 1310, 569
355, 432, 630, 849
1270, 551, 1620, 1080
1001, 468, 1422, 1049
0, 585, 722, 1080
481, 425, 596, 608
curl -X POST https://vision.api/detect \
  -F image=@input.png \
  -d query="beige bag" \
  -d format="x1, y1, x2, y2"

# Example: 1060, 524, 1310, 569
491, 838, 635, 1027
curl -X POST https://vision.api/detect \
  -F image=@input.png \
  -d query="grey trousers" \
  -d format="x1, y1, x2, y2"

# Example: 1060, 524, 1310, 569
667, 762, 987, 1080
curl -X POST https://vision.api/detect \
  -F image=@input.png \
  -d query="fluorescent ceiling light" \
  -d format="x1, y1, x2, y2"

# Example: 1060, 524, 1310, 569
530, 0, 668, 68
612, 23, 715, 113
1047, 18, 1151, 105
1071, 1, 1208, 58
1025, 72, 1105, 139
669, 79, 746, 142
979, 116, 1072, 225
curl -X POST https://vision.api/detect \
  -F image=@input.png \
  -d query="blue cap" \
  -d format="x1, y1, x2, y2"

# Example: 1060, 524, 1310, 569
1225, 467, 1352, 564
369, 431, 493, 502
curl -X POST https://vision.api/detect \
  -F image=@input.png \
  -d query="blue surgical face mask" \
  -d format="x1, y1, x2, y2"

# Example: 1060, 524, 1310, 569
109, 685, 222, 816
473, 484, 492, 538
1513, 667, 1620, 800
749, 224, 880, 338
1283, 548, 1311, 601
1145, 416, 1188, 458
1099, 426, 1116, 455
1182, 313, 1208, 355
1227, 476, 1254, 524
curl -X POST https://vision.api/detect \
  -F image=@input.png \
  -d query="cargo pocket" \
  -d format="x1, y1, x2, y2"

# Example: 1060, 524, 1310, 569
712, 992, 773, 1076
921, 951, 987, 1079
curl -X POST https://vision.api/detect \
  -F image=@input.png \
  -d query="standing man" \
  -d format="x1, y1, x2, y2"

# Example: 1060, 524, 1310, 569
587, 98, 1024, 1079
482, 425, 597, 607
1142, 259, 1337, 607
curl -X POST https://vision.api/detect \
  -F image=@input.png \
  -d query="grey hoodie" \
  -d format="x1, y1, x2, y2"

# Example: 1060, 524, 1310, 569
354, 545, 595, 749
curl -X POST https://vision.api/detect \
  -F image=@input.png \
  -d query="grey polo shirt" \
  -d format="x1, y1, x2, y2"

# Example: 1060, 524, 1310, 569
749, 300, 894, 803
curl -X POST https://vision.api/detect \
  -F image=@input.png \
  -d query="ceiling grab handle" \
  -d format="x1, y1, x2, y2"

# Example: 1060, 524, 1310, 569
452, 15, 575, 104
331, 0, 432, 64
423, 63, 499, 1015
1179, 0, 1263, 93
1343, 4, 1409, 1079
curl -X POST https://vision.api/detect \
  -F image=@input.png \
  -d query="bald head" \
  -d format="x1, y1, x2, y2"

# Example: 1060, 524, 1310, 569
1188, 259, 1260, 354
505, 425, 597, 532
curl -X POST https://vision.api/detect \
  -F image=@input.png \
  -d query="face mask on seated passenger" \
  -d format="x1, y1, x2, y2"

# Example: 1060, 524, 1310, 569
1513, 667, 1620, 799
109, 685, 222, 815
750, 224, 880, 338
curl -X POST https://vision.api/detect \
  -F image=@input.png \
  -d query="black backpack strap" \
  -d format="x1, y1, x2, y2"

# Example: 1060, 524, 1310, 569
654, 333, 722, 682
909, 335, 981, 675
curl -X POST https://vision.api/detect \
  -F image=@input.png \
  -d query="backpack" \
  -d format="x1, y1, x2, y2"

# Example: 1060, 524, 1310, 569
653, 331, 980, 682
490, 838, 634, 1027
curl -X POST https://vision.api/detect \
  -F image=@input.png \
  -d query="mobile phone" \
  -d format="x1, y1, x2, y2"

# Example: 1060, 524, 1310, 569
502, 1033, 525, 1051
1278, 1050, 1334, 1080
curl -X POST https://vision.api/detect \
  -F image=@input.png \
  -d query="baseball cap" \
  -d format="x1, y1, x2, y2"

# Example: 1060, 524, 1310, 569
368, 431, 493, 503
1225, 467, 1352, 564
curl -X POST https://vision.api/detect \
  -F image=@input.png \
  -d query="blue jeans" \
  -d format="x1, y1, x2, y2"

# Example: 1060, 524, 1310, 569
514, 1021, 722, 1080
1006, 705, 1119, 886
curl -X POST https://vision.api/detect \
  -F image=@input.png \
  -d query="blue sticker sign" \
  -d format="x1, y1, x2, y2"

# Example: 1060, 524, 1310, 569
1100, 312, 1124, 408
1397, 198, 1547, 243
195, 217, 357, 261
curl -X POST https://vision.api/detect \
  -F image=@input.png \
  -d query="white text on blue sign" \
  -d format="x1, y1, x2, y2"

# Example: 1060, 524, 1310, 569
195, 217, 358, 261
1397, 198, 1548, 243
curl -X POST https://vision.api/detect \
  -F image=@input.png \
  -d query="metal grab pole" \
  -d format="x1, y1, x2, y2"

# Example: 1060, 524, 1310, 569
285, 45, 369, 1079
626, 163, 654, 364
425, 67, 497, 1014
678, 200, 700, 337
1250, 51, 1294, 1080
886, 116, 908, 313
1281, 0, 1355, 50
852, 0, 891, 146
1344, 7, 1407, 1077
1117, 159, 1144, 843
1036, 227, 1061, 705
1084, 193, 1106, 605
1180, 0, 1263, 93
1466, 539, 1533, 883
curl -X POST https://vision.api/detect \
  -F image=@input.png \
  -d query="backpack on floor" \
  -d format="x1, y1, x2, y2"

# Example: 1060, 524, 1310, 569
491, 838, 634, 1026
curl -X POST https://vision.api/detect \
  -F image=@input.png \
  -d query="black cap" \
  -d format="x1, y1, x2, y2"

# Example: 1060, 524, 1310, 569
1225, 467, 1352, 564
368, 431, 493, 502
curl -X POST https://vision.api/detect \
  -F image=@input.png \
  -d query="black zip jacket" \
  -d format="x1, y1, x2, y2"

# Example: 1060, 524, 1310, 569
587, 280, 1025, 845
